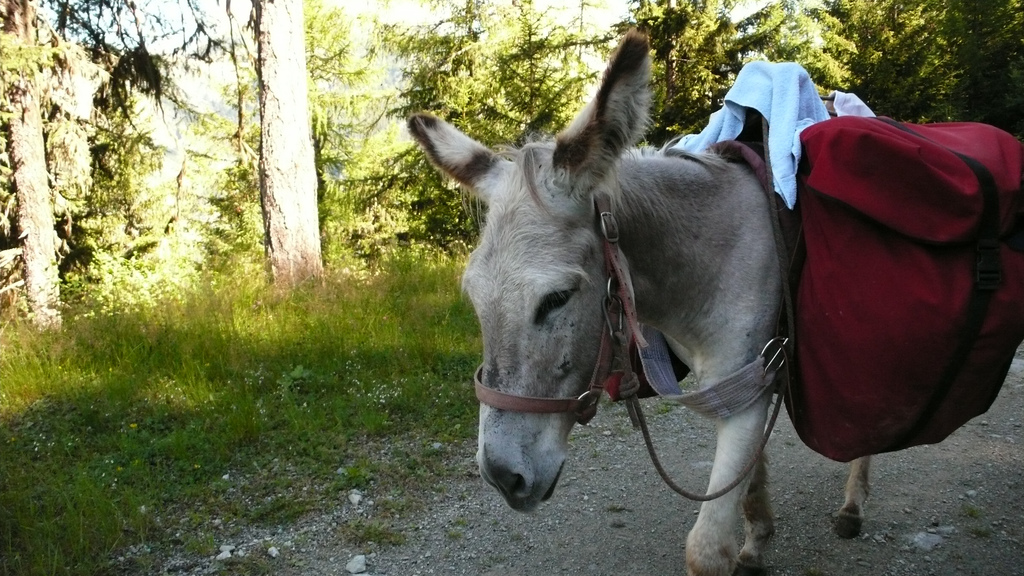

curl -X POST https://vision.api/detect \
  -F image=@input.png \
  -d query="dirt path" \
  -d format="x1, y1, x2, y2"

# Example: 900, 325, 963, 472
159, 350, 1024, 576
321, 349, 1024, 576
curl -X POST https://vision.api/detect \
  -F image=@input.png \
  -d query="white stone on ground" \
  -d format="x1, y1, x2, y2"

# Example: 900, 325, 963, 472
346, 554, 367, 574
910, 532, 944, 552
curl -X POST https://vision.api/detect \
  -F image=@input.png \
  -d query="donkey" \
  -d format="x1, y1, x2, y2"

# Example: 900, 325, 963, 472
408, 30, 871, 576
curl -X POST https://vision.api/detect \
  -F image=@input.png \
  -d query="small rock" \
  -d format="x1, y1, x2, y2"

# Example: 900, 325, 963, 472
910, 531, 944, 552
215, 550, 232, 561
267, 546, 280, 558
432, 442, 443, 449
222, 474, 230, 481
219, 545, 235, 553
345, 554, 367, 574
348, 490, 363, 506
966, 489, 978, 498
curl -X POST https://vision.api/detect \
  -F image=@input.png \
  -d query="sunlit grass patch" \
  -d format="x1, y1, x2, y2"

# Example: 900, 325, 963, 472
0, 251, 480, 576
339, 518, 407, 546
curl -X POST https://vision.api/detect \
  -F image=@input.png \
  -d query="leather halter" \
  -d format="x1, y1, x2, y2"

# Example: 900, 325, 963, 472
473, 194, 637, 425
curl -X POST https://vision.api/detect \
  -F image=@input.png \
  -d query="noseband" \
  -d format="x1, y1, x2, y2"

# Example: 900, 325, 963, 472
473, 194, 644, 425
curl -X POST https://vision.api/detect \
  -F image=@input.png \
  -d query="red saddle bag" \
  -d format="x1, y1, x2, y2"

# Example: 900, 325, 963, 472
789, 116, 1024, 462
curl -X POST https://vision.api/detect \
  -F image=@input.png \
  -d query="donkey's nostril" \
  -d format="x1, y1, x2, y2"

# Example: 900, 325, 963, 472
487, 462, 530, 499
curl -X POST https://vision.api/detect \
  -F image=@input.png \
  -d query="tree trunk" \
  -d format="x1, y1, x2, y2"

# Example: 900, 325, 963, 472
254, 0, 323, 287
3, 0, 61, 328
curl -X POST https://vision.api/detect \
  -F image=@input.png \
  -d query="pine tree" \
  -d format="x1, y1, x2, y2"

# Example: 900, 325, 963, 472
2, 0, 61, 328
254, 0, 323, 286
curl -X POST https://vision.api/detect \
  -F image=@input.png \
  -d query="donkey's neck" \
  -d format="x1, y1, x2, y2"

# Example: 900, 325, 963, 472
613, 152, 782, 382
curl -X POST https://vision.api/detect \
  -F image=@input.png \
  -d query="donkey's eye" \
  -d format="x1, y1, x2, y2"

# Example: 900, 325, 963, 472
534, 289, 576, 325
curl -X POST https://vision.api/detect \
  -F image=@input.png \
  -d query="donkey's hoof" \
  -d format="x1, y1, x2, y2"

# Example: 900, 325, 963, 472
733, 562, 767, 576
834, 510, 863, 539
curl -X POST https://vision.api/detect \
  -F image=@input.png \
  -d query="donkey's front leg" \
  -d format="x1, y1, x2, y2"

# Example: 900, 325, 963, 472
736, 453, 773, 576
686, 402, 770, 576
835, 455, 871, 538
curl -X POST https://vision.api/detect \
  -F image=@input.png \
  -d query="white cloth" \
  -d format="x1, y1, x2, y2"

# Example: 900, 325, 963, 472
668, 61, 831, 208
830, 90, 876, 117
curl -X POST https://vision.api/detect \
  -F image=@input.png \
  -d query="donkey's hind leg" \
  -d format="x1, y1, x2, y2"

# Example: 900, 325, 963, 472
736, 452, 774, 576
835, 456, 871, 538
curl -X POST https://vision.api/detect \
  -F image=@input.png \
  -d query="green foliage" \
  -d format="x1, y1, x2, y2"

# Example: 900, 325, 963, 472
40, 0, 220, 114
50, 101, 224, 314
357, 0, 610, 253
0, 252, 479, 575
176, 61, 265, 264
941, 0, 1024, 133
820, 0, 958, 122
817, 0, 1024, 135
743, 1, 849, 90
626, 0, 745, 141
302, 0, 407, 261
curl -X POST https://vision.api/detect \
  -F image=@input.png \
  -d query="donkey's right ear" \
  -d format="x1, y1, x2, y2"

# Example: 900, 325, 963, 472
407, 114, 500, 195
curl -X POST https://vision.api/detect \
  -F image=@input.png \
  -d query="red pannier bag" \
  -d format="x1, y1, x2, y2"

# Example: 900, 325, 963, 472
789, 116, 1024, 462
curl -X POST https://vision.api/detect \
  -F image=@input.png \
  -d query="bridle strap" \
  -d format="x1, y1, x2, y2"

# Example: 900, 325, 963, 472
595, 194, 648, 348
473, 195, 639, 425
473, 323, 613, 425
474, 369, 599, 415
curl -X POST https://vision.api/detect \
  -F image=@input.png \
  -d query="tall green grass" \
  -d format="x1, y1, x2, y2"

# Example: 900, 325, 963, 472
0, 252, 481, 576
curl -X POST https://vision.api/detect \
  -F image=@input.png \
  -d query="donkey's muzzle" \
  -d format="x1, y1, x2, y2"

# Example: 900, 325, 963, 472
479, 445, 563, 512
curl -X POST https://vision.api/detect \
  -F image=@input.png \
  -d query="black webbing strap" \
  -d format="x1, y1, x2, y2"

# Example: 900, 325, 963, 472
877, 118, 1002, 451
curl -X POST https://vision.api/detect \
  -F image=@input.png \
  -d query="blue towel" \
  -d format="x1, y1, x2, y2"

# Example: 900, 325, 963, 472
668, 61, 830, 208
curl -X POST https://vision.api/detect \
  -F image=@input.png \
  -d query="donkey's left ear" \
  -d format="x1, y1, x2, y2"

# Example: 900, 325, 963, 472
552, 30, 651, 195
407, 113, 500, 198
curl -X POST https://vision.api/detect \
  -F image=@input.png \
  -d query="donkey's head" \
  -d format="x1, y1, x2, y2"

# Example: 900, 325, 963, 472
408, 31, 651, 511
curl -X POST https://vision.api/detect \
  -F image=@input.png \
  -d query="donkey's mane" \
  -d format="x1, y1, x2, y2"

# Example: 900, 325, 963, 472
497, 142, 555, 212
493, 139, 733, 219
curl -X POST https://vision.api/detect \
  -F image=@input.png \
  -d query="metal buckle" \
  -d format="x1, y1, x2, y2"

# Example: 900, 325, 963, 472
603, 293, 623, 337
600, 211, 619, 243
574, 390, 601, 424
760, 337, 789, 376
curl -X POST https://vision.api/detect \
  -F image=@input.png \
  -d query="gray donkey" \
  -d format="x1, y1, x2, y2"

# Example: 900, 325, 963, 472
408, 30, 871, 576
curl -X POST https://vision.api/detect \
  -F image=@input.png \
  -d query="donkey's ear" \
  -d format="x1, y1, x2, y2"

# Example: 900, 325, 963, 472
407, 113, 500, 196
552, 30, 650, 195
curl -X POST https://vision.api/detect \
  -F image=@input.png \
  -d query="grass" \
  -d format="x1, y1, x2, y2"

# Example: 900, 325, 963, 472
0, 251, 481, 576
339, 519, 407, 546
961, 503, 983, 519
